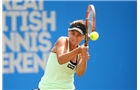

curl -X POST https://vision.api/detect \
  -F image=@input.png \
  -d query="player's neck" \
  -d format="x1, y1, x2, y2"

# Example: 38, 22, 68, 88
70, 44, 78, 51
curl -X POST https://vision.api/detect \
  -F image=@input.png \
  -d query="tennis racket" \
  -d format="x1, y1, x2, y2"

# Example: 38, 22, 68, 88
85, 4, 96, 46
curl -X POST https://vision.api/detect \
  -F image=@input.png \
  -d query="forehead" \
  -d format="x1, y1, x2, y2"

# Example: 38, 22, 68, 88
69, 30, 82, 35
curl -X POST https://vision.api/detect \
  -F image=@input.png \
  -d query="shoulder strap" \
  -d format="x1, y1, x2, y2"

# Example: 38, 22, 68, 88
66, 37, 70, 52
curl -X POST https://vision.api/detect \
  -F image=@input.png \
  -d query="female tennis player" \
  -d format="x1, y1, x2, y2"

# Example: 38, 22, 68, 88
38, 20, 90, 90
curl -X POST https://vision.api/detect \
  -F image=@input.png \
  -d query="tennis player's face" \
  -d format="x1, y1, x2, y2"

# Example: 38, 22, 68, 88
68, 30, 84, 45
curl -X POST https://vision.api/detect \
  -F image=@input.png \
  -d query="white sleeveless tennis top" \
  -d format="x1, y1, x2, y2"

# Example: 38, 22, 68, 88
38, 37, 77, 90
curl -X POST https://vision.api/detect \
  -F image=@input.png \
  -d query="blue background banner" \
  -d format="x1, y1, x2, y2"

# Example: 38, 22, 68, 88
2, 1, 137, 90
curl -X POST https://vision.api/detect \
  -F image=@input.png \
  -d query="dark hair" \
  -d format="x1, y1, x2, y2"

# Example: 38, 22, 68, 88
69, 20, 86, 35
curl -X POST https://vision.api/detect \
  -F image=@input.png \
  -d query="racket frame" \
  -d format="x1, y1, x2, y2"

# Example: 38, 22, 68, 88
85, 4, 96, 46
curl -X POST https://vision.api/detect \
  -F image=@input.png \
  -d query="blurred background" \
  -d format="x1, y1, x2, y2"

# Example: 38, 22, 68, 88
2, 0, 137, 90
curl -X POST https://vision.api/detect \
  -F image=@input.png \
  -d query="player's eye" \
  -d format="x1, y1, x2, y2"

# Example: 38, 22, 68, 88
71, 32, 74, 35
77, 34, 82, 37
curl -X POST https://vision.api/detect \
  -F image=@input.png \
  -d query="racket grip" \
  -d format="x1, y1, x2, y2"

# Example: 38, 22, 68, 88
84, 34, 89, 46
84, 41, 88, 46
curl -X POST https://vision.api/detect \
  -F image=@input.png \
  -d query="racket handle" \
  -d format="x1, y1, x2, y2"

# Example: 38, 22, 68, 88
85, 44, 88, 46
85, 34, 89, 46
84, 40, 88, 46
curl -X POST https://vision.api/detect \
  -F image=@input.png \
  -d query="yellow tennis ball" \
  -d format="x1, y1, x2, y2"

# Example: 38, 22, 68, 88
90, 31, 99, 41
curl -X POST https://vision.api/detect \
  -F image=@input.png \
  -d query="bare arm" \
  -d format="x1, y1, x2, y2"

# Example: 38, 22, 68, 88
55, 37, 81, 64
76, 45, 90, 76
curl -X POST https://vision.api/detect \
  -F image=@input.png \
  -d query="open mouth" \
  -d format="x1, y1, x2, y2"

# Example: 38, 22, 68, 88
72, 39, 77, 43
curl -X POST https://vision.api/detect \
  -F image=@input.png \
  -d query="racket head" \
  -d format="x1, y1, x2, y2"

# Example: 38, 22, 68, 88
85, 4, 96, 46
